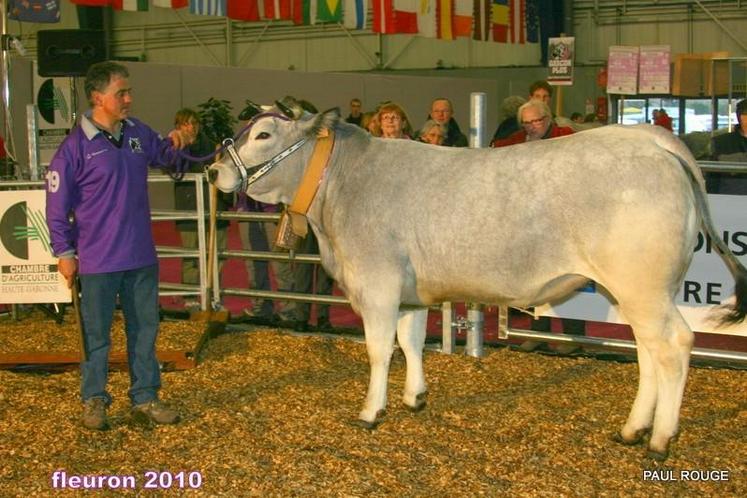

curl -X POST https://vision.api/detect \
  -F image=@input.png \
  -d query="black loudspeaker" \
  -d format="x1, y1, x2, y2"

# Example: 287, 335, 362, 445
37, 29, 106, 77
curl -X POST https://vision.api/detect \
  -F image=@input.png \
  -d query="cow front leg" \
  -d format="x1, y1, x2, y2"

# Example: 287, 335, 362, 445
357, 302, 400, 428
396, 308, 428, 412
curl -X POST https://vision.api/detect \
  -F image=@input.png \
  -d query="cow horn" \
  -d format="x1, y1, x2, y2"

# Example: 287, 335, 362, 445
238, 100, 262, 121
276, 96, 306, 120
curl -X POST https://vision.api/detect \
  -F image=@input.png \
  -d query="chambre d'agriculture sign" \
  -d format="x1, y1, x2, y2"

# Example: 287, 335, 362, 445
0, 190, 70, 303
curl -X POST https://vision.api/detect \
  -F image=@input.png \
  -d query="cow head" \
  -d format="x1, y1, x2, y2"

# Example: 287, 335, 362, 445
207, 96, 340, 206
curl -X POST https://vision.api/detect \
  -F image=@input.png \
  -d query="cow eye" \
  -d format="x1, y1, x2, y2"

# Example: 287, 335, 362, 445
255, 132, 271, 140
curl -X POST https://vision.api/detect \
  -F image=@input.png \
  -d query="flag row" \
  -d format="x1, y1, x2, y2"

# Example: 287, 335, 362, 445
9, 0, 538, 43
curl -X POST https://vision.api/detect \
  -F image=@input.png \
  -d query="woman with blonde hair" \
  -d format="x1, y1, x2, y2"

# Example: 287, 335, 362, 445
370, 102, 413, 139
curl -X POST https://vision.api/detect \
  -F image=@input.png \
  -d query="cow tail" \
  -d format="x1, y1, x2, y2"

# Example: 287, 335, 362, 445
667, 149, 747, 326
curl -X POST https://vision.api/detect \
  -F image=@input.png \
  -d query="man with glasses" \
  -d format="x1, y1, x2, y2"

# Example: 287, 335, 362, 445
491, 100, 573, 147
426, 98, 467, 147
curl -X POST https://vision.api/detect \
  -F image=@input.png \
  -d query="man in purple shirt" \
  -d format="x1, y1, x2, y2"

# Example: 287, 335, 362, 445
46, 61, 191, 430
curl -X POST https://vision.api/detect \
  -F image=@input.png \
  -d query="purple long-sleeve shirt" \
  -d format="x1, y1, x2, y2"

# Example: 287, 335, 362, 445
46, 113, 180, 274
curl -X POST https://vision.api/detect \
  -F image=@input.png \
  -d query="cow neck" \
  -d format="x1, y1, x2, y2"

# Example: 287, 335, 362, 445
286, 129, 336, 238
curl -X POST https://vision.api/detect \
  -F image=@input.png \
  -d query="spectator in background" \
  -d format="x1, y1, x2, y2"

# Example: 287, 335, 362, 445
172, 108, 232, 310
528, 80, 553, 106
370, 102, 413, 139
427, 98, 467, 147
360, 111, 376, 133
653, 109, 673, 131
345, 98, 364, 127
418, 119, 446, 145
491, 95, 527, 143
709, 98, 747, 194
279, 99, 335, 332
0, 133, 6, 159
492, 99, 585, 354
570, 112, 584, 124
491, 100, 573, 147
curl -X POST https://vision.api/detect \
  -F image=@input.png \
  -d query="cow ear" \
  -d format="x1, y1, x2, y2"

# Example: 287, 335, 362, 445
308, 107, 340, 137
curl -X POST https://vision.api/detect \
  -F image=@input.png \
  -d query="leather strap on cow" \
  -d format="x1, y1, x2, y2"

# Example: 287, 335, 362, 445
287, 129, 335, 237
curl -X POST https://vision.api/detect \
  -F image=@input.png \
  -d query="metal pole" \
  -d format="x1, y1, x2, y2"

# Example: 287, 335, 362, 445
441, 302, 456, 354
1, 2, 15, 165
26, 104, 40, 180
465, 92, 487, 357
194, 174, 208, 310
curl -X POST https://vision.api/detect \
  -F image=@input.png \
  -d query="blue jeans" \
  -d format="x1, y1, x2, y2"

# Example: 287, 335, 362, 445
79, 264, 161, 406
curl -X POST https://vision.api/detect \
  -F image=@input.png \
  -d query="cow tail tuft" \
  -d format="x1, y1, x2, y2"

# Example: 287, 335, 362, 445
717, 268, 747, 326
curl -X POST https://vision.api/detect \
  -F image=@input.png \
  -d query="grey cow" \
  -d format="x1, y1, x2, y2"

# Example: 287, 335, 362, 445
208, 98, 747, 460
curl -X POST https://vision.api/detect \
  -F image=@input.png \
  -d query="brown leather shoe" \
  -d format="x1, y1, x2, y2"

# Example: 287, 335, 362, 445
82, 398, 109, 431
131, 400, 180, 425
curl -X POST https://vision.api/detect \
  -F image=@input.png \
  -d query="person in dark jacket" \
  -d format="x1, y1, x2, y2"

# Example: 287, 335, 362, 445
427, 98, 468, 147
709, 98, 747, 194
491, 95, 527, 143
172, 109, 232, 308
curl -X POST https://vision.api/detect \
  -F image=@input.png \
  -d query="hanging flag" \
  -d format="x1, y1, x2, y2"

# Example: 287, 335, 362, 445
190, 0, 226, 16
491, 0, 508, 43
292, 0, 311, 24
227, 0, 261, 20
111, 0, 149, 11
372, 0, 396, 33
153, 0, 189, 8
417, 0, 436, 38
472, 0, 490, 41
264, 0, 292, 19
69, 0, 111, 6
7, 0, 61, 23
436, 0, 454, 40
393, 0, 417, 34
453, 0, 471, 37
317, 0, 342, 22
509, 0, 524, 44
343, 0, 367, 29
525, 0, 539, 43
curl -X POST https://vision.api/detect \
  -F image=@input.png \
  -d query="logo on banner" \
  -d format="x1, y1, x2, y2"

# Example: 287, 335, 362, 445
0, 190, 70, 304
0, 201, 53, 259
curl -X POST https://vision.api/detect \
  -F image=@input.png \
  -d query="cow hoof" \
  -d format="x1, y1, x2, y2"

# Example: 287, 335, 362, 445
612, 428, 650, 446
407, 394, 427, 413
646, 447, 669, 462
353, 409, 386, 430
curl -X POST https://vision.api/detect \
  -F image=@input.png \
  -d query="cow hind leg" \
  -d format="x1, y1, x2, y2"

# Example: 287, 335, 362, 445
618, 299, 693, 460
356, 299, 400, 429
396, 308, 429, 412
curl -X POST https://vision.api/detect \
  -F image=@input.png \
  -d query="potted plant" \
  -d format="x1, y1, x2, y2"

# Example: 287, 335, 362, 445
197, 97, 237, 146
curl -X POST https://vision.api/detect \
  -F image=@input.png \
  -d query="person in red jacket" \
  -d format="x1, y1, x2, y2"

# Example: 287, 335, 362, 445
491, 100, 573, 147
653, 108, 673, 132
491, 99, 584, 355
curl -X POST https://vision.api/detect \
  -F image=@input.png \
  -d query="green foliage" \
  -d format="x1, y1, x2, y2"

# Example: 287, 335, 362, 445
197, 98, 237, 146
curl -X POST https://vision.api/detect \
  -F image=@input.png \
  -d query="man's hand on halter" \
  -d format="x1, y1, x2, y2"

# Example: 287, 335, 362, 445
168, 128, 195, 149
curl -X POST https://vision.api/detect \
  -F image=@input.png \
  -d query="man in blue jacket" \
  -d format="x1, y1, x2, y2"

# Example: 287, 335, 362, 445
46, 61, 192, 430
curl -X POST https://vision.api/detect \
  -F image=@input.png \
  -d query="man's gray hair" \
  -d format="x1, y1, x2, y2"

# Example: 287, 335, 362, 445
517, 100, 551, 122
84, 61, 129, 105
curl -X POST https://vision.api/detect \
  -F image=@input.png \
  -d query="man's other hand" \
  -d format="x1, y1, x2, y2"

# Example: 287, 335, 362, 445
58, 257, 78, 289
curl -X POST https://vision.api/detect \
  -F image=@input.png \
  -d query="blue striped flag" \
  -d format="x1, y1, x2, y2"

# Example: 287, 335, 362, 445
190, 0, 227, 16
